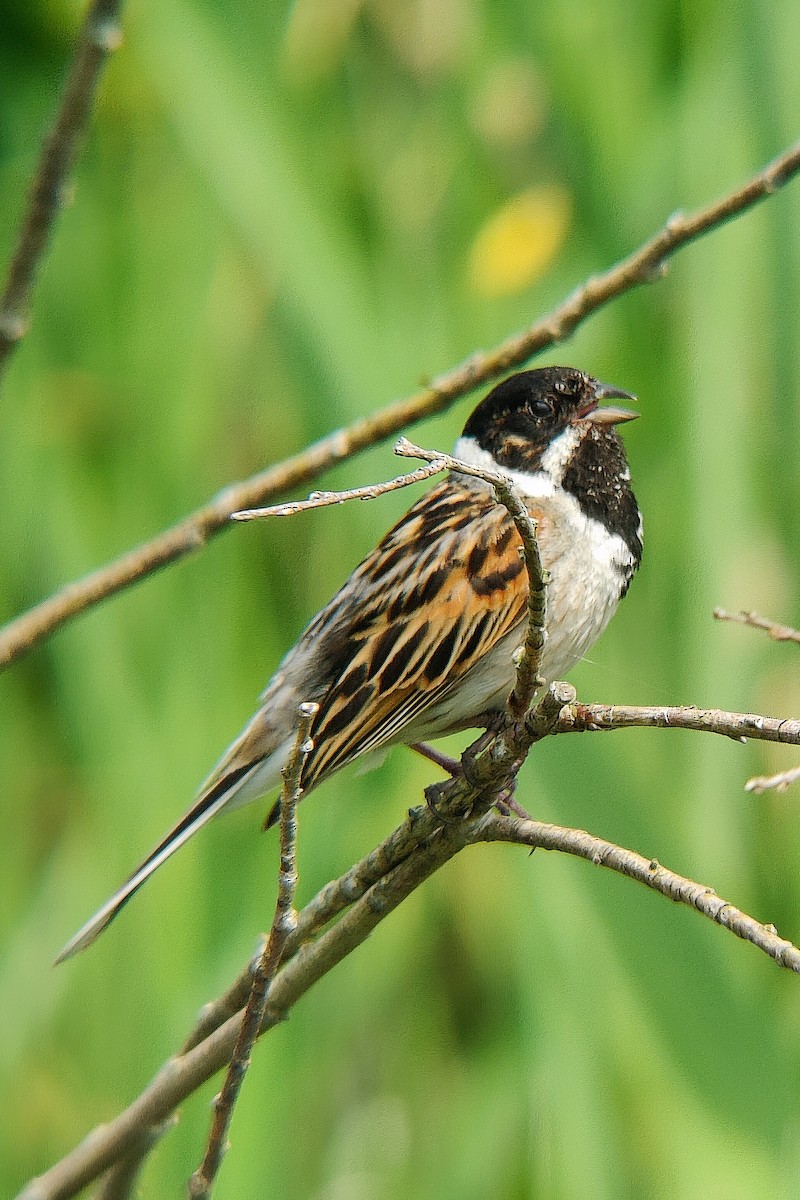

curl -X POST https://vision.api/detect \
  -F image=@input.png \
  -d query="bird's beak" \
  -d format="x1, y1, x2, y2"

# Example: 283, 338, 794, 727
579, 381, 639, 426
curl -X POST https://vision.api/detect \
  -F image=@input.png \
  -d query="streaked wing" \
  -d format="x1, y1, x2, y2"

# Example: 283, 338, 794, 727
297, 476, 531, 788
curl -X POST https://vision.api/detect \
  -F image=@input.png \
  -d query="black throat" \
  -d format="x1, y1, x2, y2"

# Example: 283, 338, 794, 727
562, 427, 642, 566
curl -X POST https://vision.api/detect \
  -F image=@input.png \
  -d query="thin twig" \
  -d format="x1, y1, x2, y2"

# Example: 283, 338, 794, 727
189, 702, 317, 1199
714, 608, 800, 791
564, 702, 800, 746
231, 462, 446, 520
713, 607, 800, 645
480, 814, 800, 971
745, 765, 800, 795
395, 438, 547, 715
0, 0, 124, 376
4, 141, 800, 670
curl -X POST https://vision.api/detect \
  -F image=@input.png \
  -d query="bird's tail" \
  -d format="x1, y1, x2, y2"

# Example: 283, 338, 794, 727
54, 762, 258, 964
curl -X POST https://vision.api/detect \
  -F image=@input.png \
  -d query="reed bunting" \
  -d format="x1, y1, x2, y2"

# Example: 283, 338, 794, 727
57, 366, 642, 961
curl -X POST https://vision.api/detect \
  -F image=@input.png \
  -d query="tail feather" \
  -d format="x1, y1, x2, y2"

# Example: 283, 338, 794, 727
54, 762, 258, 964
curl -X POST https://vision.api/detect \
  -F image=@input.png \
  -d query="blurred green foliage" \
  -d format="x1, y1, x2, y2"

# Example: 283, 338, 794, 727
3, 0, 800, 1196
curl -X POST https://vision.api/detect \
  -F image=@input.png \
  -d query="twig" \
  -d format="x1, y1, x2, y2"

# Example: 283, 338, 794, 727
395, 438, 547, 715
0, 0, 124, 377
4, 141, 800, 670
713, 607, 800, 645
231, 461, 447, 520
745, 765, 800, 795
189, 702, 317, 1199
480, 814, 800, 971
564, 702, 800, 746
713, 607, 800, 795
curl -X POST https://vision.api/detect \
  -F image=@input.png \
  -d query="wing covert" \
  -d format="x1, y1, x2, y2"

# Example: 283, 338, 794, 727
299, 477, 533, 787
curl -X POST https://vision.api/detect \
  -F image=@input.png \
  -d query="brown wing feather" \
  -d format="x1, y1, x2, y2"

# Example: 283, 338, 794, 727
300, 477, 534, 788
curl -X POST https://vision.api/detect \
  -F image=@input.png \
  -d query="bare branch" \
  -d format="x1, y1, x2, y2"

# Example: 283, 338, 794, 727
181, 681, 574, 1057
565, 702, 800, 746
713, 607, 800, 645
231, 461, 447, 520
0, 0, 124, 378
714, 606, 800, 792
189, 703, 316, 1199
480, 814, 800, 972
395, 438, 547, 715
4, 140, 800, 670
745, 765, 800, 795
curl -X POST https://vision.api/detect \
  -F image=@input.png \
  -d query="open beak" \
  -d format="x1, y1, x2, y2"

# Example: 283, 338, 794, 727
578, 381, 639, 426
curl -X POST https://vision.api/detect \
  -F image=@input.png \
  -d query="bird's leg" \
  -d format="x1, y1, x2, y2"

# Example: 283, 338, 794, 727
413, 742, 465, 827
410, 741, 462, 777
410, 709, 507, 778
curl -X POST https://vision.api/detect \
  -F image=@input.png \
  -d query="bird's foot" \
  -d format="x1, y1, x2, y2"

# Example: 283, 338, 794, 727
494, 784, 532, 820
416, 734, 531, 824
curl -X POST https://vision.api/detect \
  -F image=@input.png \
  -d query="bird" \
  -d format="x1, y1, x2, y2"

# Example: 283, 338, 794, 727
56, 366, 642, 962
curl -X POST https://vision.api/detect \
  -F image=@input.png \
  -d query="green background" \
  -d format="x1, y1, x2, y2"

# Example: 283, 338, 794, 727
3, 1, 800, 1196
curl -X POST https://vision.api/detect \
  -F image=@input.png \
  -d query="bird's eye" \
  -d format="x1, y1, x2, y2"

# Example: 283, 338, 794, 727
530, 397, 553, 417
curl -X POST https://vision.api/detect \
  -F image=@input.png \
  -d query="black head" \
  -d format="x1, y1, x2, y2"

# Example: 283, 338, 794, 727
461, 367, 637, 473
459, 367, 642, 561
